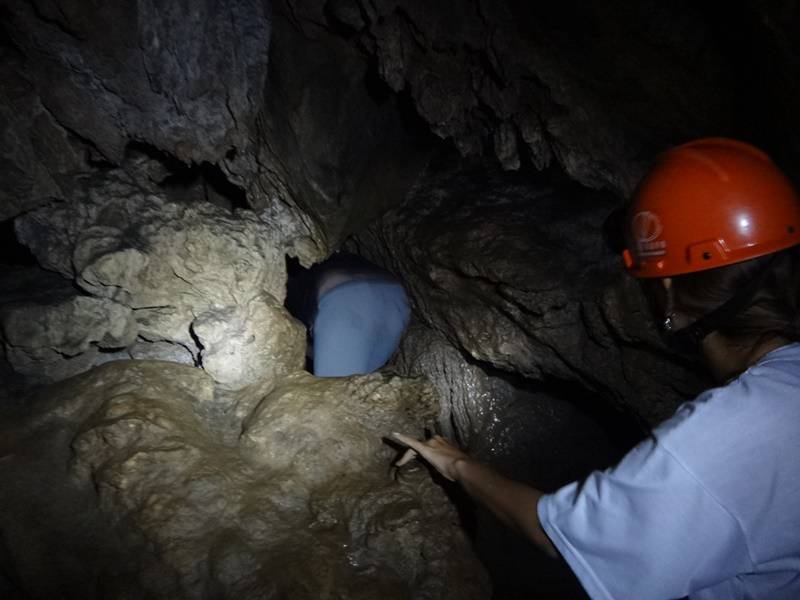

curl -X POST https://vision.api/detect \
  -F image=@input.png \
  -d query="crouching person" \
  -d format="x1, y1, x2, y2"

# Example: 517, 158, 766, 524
287, 252, 410, 377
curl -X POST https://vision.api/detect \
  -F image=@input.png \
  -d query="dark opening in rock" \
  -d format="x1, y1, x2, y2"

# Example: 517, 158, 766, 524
0, 219, 36, 267
126, 142, 249, 211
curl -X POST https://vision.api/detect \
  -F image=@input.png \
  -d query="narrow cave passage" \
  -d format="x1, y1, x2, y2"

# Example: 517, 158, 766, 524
277, 144, 660, 597
3, 0, 798, 598
0, 219, 36, 267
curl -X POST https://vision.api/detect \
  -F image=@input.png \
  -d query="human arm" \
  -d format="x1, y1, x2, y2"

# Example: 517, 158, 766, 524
392, 432, 558, 558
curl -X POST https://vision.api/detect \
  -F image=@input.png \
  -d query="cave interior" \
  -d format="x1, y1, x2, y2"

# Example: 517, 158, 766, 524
1, 0, 798, 598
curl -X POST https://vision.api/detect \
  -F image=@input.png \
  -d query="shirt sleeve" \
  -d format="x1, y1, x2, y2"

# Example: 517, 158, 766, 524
537, 436, 754, 600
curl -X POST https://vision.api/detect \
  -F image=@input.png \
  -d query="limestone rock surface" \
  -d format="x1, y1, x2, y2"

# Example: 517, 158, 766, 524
1, 293, 136, 384
7, 178, 301, 390
231, 1, 433, 261
0, 360, 489, 599
1, 0, 271, 220
192, 296, 305, 388
322, 0, 800, 194
305, 0, 737, 195
391, 323, 645, 597
4, 0, 800, 262
354, 161, 709, 425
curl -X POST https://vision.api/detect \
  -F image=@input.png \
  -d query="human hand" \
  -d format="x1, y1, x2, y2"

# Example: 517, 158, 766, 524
392, 432, 471, 482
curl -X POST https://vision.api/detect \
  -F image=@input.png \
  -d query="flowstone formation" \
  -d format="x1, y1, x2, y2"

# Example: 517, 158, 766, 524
0, 360, 489, 599
0, 160, 492, 596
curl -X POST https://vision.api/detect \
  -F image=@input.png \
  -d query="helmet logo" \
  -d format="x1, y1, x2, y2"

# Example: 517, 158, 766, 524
633, 211, 667, 257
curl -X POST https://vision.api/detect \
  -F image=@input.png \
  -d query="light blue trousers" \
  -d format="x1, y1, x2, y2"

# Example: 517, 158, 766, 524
313, 279, 410, 377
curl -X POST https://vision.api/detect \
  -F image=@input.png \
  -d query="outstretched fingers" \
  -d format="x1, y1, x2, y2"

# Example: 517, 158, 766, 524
392, 432, 432, 467
392, 432, 424, 452
392, 432, 461, 481
396, 447, 418, 467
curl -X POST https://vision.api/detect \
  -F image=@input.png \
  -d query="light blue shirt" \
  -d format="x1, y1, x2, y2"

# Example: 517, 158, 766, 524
539, 343, 800, 599
313, 278, 410, 377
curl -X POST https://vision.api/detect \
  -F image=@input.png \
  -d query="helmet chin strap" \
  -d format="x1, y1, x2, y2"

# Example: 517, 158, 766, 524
665, 255, 776, 352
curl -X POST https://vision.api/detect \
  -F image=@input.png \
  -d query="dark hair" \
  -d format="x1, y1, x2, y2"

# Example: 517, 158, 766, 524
671, 245, 800, 346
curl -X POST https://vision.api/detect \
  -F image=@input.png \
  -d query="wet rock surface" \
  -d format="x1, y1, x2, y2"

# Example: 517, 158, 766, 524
0, 360, 489, 599
392, 323, 642, 598
393, 324, 642, 463
354, 159, 710, 426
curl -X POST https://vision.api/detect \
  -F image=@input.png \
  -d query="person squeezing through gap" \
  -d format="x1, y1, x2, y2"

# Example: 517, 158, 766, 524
285, 252, 411, 377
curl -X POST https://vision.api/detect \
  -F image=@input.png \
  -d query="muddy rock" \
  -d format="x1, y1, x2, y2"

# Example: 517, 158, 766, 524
0, 360, 489, 599
240, 370, 434, 480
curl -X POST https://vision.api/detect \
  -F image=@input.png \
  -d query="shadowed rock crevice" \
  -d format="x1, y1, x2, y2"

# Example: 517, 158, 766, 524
0, 218, 36, 267
125, 142, 251, 212
389, 322, 644, 598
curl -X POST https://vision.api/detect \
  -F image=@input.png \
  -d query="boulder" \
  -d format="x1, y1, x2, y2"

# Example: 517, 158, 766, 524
192, 297, 306, 389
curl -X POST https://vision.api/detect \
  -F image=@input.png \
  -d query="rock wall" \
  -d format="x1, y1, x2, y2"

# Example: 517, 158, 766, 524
4, 0, 799, 250
353, 158, 709, 426
1, 0, 435, 264
1, 0, 271, 220
321, 0, 800, 192
240, 1, 434, 260
2, 167, 303, 390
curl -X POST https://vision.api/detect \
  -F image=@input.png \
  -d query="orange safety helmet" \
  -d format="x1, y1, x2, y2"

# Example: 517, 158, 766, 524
622, 138, 800, 278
